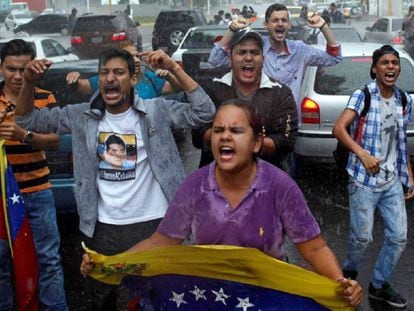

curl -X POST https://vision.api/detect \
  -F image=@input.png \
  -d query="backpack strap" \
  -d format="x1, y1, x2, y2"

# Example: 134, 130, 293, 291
396, 87, 407, 112
361, 85, 371, 117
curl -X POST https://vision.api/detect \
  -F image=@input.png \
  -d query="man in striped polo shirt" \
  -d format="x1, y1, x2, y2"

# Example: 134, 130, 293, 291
0, 39, 68, 310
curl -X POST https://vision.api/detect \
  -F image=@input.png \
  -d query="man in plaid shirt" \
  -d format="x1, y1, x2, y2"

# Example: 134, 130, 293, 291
333, 45, 414, 308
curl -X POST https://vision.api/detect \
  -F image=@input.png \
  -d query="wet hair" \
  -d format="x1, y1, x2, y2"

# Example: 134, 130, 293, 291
330, 2, 337, 9
215, 99, 263, 137
0, 39, 35, 63
265, 3, 288, 22
106, 134, 125, 150
98, 47, 135, 76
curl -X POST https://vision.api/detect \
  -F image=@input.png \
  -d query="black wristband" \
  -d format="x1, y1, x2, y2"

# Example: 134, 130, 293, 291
229, 26, 236, 32
320, 21, 326, 29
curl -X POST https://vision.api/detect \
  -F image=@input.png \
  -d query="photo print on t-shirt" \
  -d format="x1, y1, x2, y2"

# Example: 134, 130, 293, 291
97, 132, 137, 181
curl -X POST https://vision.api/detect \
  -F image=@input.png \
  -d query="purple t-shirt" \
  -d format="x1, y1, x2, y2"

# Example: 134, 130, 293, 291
158, 159, 320, 260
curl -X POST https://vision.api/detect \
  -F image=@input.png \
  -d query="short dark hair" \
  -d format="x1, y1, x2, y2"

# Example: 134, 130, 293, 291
98, 47, 135, 76
216, 99, 263, 137
106, 134, 125, 149
265, 3, 288, 22
370, 45, 400, 79
0, 39, 35, 63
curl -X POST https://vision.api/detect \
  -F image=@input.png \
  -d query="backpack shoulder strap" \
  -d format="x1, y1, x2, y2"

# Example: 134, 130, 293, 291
396, 87, 407, 111
361, 85, 371, 117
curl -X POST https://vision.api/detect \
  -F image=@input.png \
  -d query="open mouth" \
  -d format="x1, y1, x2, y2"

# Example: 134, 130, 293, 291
104, 85, 120, 100
219, 146, 235, 160
241, 64, 255, 78
274, 29, 285, 38
384, 72, 396, 82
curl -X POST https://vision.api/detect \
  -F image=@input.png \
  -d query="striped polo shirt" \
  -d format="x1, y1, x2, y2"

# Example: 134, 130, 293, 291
0, 84, 57, 193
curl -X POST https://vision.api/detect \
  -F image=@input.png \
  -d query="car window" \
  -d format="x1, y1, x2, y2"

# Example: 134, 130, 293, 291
15, 13, 31, 18
181, 29, 224, 49
49, 39, 67, 56
75, 16, 117, 31
314, 57, 414, 95
42, 39, 58, 57
331, 28, 362, 42
392, 19, 403, 31
372, 18, 388, 32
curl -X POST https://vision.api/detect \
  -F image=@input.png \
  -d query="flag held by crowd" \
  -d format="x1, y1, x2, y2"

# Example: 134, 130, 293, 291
85, 244, 352, 310
0, 139, 39, 310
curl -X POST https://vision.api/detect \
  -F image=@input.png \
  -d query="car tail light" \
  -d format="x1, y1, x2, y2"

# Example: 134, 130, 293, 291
112, 32, 127, 42
392, 35, 404, 45
301, 97, 320, 124
70, 36, 83, 44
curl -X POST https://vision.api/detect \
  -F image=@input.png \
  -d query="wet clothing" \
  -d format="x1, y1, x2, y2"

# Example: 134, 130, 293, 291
192, 71, 298, 172
330, 10, 344, 23
89, 70, 166, 100
209, 37, 341, 116
158, 159, 321, 260
345, 81, 412, 190
0, 83, 68, 310
342, 80, 411, 289
16, 86, 215, 238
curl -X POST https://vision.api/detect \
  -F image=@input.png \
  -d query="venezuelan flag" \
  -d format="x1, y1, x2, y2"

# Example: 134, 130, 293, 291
0, 139, 39, 310
86, 244, 353, 311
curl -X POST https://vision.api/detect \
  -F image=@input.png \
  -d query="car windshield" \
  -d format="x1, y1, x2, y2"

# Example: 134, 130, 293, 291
314, 56, 414, 95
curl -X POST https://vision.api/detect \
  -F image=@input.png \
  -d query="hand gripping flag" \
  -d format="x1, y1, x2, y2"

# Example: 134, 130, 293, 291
84, 244, 353, 311
0, 139, 39, 310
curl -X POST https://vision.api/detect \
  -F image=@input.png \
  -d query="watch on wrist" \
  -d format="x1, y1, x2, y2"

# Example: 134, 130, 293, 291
21, 130, 34, 144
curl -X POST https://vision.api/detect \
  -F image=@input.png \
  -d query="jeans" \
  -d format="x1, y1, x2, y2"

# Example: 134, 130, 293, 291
343, 179, 407, 288
0, 189, 68, 310
83, 219, 162, 311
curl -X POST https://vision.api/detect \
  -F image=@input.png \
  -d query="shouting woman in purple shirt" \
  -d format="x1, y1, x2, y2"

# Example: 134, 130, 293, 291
81, 100, 363, 308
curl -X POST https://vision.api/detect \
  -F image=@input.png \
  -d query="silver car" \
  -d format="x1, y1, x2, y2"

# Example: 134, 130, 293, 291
364, 16, 404, 45
295, 43, 414, 163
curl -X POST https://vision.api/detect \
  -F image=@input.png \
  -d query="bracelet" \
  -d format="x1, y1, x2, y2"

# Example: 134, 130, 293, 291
319, 21, 326, 29
229, 25, 236, 32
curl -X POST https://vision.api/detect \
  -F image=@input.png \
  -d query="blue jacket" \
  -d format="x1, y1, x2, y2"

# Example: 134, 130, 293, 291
16, 86, 215, 237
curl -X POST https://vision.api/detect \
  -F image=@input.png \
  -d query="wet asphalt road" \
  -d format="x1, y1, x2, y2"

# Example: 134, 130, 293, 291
57, 136, 414, 310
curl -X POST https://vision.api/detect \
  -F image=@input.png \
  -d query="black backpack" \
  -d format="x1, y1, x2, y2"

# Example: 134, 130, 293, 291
333, 86, 407, 175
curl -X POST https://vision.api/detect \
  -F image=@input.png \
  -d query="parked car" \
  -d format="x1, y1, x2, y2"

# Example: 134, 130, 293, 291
295, 43, 414, 163
70, 13, 142, 59
13, 13, 70, 36
5, 11, 32, 30
172, 24, 268, 63
0, 37, 79, 63
152, 9, 208, 55
335, 1, 361, 19
286, 5, 303, 18
296, 23, 363, 44
364, 16, 404, 45
33, 59, 98, 212
41, 8, 66, 15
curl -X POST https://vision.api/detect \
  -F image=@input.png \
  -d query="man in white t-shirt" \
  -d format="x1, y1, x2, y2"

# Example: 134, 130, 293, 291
15, 48, 215, 311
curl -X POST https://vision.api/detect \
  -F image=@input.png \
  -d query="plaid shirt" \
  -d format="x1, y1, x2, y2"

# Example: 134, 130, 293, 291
346, 81, 412, 189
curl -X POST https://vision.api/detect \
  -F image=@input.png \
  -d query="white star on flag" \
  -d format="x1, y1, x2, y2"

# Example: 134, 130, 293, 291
9, 193, 20, 204
190, 285, 207, 301
236, 297, 255, 311
169, 291, 187, 308
212, 288, 230, 305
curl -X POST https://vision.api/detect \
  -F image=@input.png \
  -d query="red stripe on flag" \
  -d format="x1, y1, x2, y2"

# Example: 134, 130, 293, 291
12, 217, 39, 309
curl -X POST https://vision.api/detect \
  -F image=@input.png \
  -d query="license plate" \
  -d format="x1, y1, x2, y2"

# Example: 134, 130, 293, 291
91, 37, 102, 43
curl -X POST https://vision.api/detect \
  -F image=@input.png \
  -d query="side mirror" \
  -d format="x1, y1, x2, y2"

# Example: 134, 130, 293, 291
365, 26, 371, 31
66, 47, 74, 54
135, 21, 140, 27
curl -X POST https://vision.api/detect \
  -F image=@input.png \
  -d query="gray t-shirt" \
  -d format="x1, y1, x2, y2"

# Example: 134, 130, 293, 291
376, 95, 398, 190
